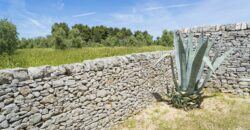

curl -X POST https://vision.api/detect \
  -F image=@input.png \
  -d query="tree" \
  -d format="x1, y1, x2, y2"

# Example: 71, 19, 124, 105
160, 30, 174, 46
17, 22, 157, 48
51, 22, 70, 37
91, 26, 109, 43
18, 38, 33, 49
143, 31, 153, 46
124, 36, 137, 46
101, 36, 119, 47
68, 28, 85, 48
50, 27, 67, 49
116, 28, 132, 39
72, 24, 91, 43
154, 36, 161, 45
134, 31, 147, 46
0, 19, 18, 54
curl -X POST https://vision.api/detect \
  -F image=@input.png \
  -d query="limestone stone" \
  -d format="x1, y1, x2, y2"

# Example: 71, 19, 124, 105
53, 80, 64, 87
33, 85, 43, 91
29, 113, 42, 125
32, 92, 40, 97
48, 88, 54, 93
13, 69, 29, 81
42, 114, 51, 120
80, 85, 88, 91
66, 80, 76, 86
239, 82, 248, 86
97, 90, 107, 98
41, 95, 56, 104
0, 70, 13, 84
88, 94, 96, 100
18, 86, 32, 96
4, 98, 14, 105
237, 67, 246, 72
241, 23, 247, 29
0, 115, 5, 122
28, 67, 44, 79
247, 23, 250, 29
0, 120, 8, 128
41, 109, 49, 115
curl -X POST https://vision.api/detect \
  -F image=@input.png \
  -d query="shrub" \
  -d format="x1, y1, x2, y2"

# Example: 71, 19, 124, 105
0, 19, 18, 54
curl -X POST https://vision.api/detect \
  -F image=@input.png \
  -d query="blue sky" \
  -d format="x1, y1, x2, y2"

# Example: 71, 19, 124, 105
1, 0, 250, 38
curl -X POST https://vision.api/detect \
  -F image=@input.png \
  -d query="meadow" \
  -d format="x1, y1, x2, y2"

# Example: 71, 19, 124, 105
0, 46, 171, 69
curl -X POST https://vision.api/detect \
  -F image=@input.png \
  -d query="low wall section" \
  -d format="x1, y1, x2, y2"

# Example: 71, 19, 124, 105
0, 51, 172, 129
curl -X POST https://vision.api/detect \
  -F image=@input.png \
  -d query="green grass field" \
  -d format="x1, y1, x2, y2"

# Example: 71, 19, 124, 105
0, 46, 171, 69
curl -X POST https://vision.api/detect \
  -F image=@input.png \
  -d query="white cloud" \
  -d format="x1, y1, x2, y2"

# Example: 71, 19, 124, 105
112, 13, 144, 23
72, 12, 96, 18
142, 3, 193, 11
27, 17, 46, 29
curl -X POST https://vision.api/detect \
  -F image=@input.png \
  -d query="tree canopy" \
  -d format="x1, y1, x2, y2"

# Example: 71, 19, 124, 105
0, 20, 174, 52
0, 19, 18, 54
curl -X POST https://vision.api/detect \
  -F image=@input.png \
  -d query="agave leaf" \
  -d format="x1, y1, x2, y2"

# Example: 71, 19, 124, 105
186, 33, 194, 90
185, 40, 189, 62
206, 42, 214, 56
195, 32, 205, 54
187, 33, 194, 65
187, 33, 194, 58
174, 32, 181, 84
198, 48, 234, 91
195, 38, 214, 84
212, 48, 233, 71
195, 38, 208, 86
203, 56, 215, 72
186, 39, 208, 94
170, 56, 179, 89
199, 31, 204, 44
153, 53, 170, 66
175, 33, 187, 89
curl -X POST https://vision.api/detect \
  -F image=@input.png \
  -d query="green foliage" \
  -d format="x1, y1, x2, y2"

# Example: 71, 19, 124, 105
72, 24, 91, 44
155, 32, 233, 110
18, 37, 50, 49
0, 46, 171, 69
51, 27, 67, 49
0, 19, 18, 54
17, 22, 164, 49
68, 28, 85, 48
51, 22, 70, 36
101, 36, 119, 46
155, 30, 174, 47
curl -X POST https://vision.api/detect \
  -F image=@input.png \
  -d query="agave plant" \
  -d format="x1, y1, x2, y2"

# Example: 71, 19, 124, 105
155, 32, 233, 110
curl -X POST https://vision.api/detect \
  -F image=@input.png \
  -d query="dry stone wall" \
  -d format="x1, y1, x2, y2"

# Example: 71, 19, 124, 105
178, 23, 250, 96
0, 51, 173, 130
0, 22, 250, 130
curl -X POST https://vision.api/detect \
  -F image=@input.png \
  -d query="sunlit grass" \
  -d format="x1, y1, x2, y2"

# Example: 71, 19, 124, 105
112, 93, 250, 130
0, 46, 171, 69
